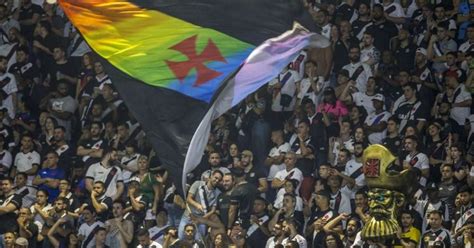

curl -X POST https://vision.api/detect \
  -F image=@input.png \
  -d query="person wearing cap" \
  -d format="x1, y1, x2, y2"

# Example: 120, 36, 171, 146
443, 69, 472, 127
15, 237, 29, 248
413, 183, 450, 232
126, 175, 150, 229
237, 150, 268, 194
411, 47, 438, 100
364, 93, 391, 144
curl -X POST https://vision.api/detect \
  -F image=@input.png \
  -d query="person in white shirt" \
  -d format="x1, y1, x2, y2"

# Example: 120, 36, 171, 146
342, 46, 373, 93
313, 9, 332, 40
0, 135, 12, 177
85, 149, 124, 200
78, 207, 104, 248
403, 135, 429, 186
360, 32, 380, 70
12, 134, 40, 185
444, 71, 472, 126
271, 151, 304, 197
378, 0, 406, 24
281, 219, 307, 248
137, 228, 163, 248
364, 94, 391, 144
265, 130, 291, 188
0, 55, 17, 119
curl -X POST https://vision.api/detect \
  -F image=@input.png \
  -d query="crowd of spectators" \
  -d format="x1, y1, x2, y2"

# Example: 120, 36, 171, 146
0, 0, 473, 247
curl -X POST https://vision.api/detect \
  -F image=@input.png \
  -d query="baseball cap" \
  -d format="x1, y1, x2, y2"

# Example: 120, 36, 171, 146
241, 150, 253, 157
371, 94, 385, 102
416, 47, 427, 56
129, 176, 140, 184
15, 237, 28, 246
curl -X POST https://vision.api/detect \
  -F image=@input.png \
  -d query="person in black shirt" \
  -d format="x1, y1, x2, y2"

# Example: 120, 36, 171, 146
247, 196, 270, 248
393, 27, 418, 72
0, 177, 22, 234
332, 20, 360, 74
49, 46, 78, 90
306, 190, 337, 248
228, 168, 258, 230
76, 121, 108, 167
217, 173, 234, 228
84, 181, 112, 223
352, 2, 372, 40
382, 116, 402, 159
367, 4, 399, 52
239, 150, 268, 194
18, 0, 42, 40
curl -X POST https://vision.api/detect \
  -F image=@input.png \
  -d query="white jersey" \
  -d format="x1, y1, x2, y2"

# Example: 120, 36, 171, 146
364, 111, 391, 144
270, 70, 299, 112
352, 92, 378, 114
267, 142, 291, 181
14, 150, 40, 185
344, 159, 366, 188
342, 62, 372, 93
78, 221, 105, 248
405, 152, 429, 185
0, 72, 17, 119
85, 162, 124, 198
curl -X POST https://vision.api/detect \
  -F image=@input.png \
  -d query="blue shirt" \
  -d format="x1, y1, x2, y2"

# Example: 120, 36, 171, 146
38, 167, 65, 202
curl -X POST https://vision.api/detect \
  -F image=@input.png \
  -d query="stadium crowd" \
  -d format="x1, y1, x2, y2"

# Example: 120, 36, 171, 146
0, 0, 473, 247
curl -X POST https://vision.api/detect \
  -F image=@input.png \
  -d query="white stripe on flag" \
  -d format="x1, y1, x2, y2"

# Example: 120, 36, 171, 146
182, 23, 330, 192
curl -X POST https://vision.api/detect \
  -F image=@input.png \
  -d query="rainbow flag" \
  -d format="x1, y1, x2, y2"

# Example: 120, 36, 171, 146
59, 0, 255, 102
59, 0, 324, 191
